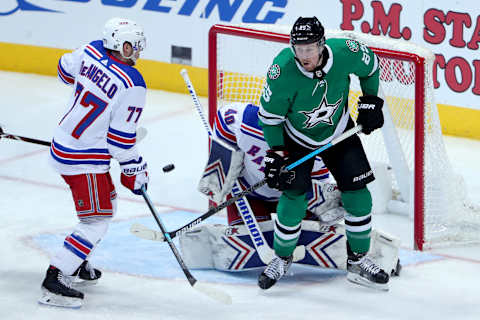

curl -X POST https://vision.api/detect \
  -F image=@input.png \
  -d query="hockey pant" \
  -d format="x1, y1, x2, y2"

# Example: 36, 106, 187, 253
50, 173, 117, 275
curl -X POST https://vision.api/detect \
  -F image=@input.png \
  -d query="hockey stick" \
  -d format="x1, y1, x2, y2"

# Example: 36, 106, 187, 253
0, 126, 148, 147
0, 126, 51, 146
133, 124, 362, 241
180, 69, 219, 143
140, 186, 232, 304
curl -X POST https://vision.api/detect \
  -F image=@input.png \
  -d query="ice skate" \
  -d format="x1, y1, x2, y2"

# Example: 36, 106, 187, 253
38, 265, 84, 308
258, 255, 293, 290
72, 260, 102, 287
347, 252, 389, 291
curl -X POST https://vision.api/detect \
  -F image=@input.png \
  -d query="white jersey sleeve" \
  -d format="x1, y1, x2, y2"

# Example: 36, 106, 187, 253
57, 46, 84, 86
107, 86, 146, 163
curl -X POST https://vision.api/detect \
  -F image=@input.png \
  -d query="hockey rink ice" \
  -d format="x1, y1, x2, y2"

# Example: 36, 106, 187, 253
1, 71, 480, 319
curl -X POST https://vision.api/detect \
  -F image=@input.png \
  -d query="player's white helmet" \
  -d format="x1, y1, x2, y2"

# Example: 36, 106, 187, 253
103, 17, 146, 65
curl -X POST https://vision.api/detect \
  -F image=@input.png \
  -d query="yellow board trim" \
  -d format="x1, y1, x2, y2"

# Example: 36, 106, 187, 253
1, 42, 479, 139
0, 42, 208, 96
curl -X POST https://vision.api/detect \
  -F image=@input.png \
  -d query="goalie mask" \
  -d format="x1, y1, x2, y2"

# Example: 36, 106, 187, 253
103, 17, 146, 65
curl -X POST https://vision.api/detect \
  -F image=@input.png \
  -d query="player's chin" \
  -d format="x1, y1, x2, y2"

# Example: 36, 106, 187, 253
302, 62, 314, 71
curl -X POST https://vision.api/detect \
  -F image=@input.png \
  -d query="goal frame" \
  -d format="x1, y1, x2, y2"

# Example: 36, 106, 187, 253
208, 24, 427, 250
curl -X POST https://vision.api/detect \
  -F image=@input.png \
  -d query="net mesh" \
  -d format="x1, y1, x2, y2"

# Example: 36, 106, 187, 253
211, 25, 480, 249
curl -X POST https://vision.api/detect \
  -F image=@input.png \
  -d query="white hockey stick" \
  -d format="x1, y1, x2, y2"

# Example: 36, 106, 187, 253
179, 68, 235, 151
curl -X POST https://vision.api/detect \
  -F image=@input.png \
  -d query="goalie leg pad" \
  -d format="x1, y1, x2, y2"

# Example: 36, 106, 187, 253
179, 224, 215, 269
179, 220, 401, 274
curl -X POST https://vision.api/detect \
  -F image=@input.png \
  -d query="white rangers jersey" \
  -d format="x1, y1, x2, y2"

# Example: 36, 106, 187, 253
213, 102, 330, 201
51, 40, 146, 175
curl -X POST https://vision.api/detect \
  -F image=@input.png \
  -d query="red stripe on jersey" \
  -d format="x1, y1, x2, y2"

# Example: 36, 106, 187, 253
86, 45, 103, 59
240, 124, 264, 137
111, 64, 133, 87
57, 64, 74, 84
107, 132, 136, 144
311, 168, 329, 176
51, 143, 111, 160
215, 116, 236, 143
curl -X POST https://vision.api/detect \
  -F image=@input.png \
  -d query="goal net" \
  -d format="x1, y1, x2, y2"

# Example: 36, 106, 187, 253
208, 24, 480, 250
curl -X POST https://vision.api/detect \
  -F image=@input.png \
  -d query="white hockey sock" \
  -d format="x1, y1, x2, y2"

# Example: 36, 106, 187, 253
50, 220, 109, 275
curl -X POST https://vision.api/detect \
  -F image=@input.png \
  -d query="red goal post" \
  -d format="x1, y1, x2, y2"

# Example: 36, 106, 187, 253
208, 24, 479, 251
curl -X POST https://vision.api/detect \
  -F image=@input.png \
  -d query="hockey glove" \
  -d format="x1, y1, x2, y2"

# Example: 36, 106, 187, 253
357, 95, 384, 135
120, 156, 149, 195
264, 149, 295, 191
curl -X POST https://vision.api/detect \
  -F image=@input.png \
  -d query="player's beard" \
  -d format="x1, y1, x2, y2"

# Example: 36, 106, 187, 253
301, 58, 317, 72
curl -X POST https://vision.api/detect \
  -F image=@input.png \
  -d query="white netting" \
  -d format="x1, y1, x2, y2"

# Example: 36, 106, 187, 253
210, 25, 480, 249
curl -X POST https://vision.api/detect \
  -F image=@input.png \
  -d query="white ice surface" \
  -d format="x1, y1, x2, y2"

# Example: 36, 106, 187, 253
1, 71, 480, 319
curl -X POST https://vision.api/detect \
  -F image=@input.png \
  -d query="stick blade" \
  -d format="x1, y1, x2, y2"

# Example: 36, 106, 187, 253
193, 282, 232, 305
130, 223, 165, 241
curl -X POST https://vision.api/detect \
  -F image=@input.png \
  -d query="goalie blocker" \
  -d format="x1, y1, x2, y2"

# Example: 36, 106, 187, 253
179, 218, 401, 275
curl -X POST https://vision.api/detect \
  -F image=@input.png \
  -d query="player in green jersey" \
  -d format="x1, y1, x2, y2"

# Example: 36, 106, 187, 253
257, 17, 389, 291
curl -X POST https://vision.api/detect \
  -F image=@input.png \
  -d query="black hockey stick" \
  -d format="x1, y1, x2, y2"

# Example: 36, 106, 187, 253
140, 186, 232, 304
0, 126, 51, 146
0, 126, 148, 147
154, 125, 363, 240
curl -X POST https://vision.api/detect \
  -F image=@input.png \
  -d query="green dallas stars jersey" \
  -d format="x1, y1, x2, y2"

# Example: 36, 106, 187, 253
259, 38, 380, 149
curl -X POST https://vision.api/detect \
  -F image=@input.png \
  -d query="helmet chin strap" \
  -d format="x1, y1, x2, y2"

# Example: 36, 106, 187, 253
120, 50, 138, 65
119, 42, 141, 65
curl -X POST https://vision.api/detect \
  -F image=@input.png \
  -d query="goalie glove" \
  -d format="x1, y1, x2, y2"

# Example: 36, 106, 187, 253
120, 156, 148, 195
264, 148, 295, 191
357, 95, 384, 135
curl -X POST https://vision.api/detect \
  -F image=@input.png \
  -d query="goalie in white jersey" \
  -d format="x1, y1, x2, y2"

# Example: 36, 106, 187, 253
184, 102, 401, 277
39, 18, 149, 309
199, 102, 343, 225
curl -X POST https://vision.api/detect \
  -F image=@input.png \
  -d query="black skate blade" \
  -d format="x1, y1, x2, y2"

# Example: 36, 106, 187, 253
347, 273, 389, 291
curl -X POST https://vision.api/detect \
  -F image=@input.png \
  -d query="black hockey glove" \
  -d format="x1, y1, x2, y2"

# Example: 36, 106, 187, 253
356, 95, 384, 135
264, 149, 295, 191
